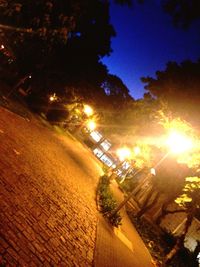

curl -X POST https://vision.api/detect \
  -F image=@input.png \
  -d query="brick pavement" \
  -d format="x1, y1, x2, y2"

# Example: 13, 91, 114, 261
94, 181, 154, 267
0, 107, 103, 266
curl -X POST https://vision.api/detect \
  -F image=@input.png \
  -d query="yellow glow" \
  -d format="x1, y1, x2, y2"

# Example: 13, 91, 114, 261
166, 131, 193, 154
150, 168, 156, 175
116, 147, 131, 161
49, 93, 57, 102
83, 105, 93, 116
133, 146, 141, 156
87, 120, 96, 131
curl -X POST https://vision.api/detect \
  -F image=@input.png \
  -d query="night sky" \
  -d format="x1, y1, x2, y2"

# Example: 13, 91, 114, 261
102, 1, 200, 99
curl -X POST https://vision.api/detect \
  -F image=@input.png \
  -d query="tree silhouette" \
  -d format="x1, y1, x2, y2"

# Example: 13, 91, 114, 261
163, 0, 200, 28
141, 60, 200, 125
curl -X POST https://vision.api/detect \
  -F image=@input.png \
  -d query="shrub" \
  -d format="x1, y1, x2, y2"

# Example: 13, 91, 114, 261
97, 175, 122, 227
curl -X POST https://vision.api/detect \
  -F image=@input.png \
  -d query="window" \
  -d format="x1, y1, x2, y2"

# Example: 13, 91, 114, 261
100, 154, 114, 167
100, 140, 111, 151
93, 148, 104, 158
90, 131, 102, 142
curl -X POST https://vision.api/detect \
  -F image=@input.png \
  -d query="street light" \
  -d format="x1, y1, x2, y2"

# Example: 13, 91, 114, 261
116, 146, 141, 183
116, 147, 131, 162
133, 146, 141, 156
86, 119, 96, 132
109, 147, 132, 180
166, 130, 193, 154
83, 104, 93, 117
49, 93, 58, 102
109, 130, 194, 218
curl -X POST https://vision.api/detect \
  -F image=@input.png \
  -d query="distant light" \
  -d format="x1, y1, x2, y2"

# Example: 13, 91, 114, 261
49, 93, 57, 102
87, 120, 96, 131
49, 96, 54, 102
83, 105, 93, 116
150, 168, 156, 176
134, 146, 140, 156
29, 75, 32, 78
116, 147, 131, 161
1, 45, 4, 49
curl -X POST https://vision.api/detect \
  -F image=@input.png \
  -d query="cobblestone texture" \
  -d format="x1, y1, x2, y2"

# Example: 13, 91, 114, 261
0, 107, 103, 266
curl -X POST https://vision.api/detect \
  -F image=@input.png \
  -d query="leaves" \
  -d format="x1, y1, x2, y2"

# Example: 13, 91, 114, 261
142, 60, 200, 123
175, 176, 200, 208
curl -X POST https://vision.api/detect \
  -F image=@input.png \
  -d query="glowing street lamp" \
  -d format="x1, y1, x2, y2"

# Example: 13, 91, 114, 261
83, 105, 93, 117
133, 146, 141, 156
166, 131, 193, 155
109, 147, 131, 179
116, 147, 131, 162
86, 120, 96, 131
49, 93, 57, 102
109, 130, 194, 218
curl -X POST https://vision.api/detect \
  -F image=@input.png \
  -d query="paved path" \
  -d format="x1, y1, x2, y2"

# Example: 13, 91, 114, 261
0, 105, 155, 267
94, 180, 154, 267
0, 107, 103, 266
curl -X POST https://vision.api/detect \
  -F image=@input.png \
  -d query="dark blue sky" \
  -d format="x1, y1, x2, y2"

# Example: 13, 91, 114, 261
102, 1, 200, 99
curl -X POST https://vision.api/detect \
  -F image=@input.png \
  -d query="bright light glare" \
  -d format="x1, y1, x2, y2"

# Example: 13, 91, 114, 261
150, 168, 156, 175
49, 96, 55, 102
1, 45, 4, 49
166, 131, 193, 154
83, 105, 93, 116
87, 120, 96, 131
116, 147, 131, 161
49, 93, 57, 102
133, 146, 140, 156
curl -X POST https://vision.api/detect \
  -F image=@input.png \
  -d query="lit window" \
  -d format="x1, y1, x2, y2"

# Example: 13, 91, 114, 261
100, 140, 111, 151
100, 154, 114, 167
122, 161, 130, 170
93, 148, 104, 158
90, 131, 102, 142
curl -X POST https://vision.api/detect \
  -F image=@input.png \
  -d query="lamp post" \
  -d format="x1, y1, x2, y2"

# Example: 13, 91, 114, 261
109, 131, 194, 218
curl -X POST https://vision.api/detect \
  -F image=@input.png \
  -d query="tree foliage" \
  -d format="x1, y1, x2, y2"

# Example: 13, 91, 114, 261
141, 60, 200, 125
0, 1, 115, 93
163, 0, 200, 28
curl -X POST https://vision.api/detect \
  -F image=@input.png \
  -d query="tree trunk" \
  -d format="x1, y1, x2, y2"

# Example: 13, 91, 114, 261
155, 198, 173, 225
134, 186, 154, 216
162, 206, 195, 266
137, 191, 160, 218
132, 173, 151, 197
162, 235, 185, 267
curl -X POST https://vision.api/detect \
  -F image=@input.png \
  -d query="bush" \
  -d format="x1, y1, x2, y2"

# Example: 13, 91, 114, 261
97, 175, 122, 227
